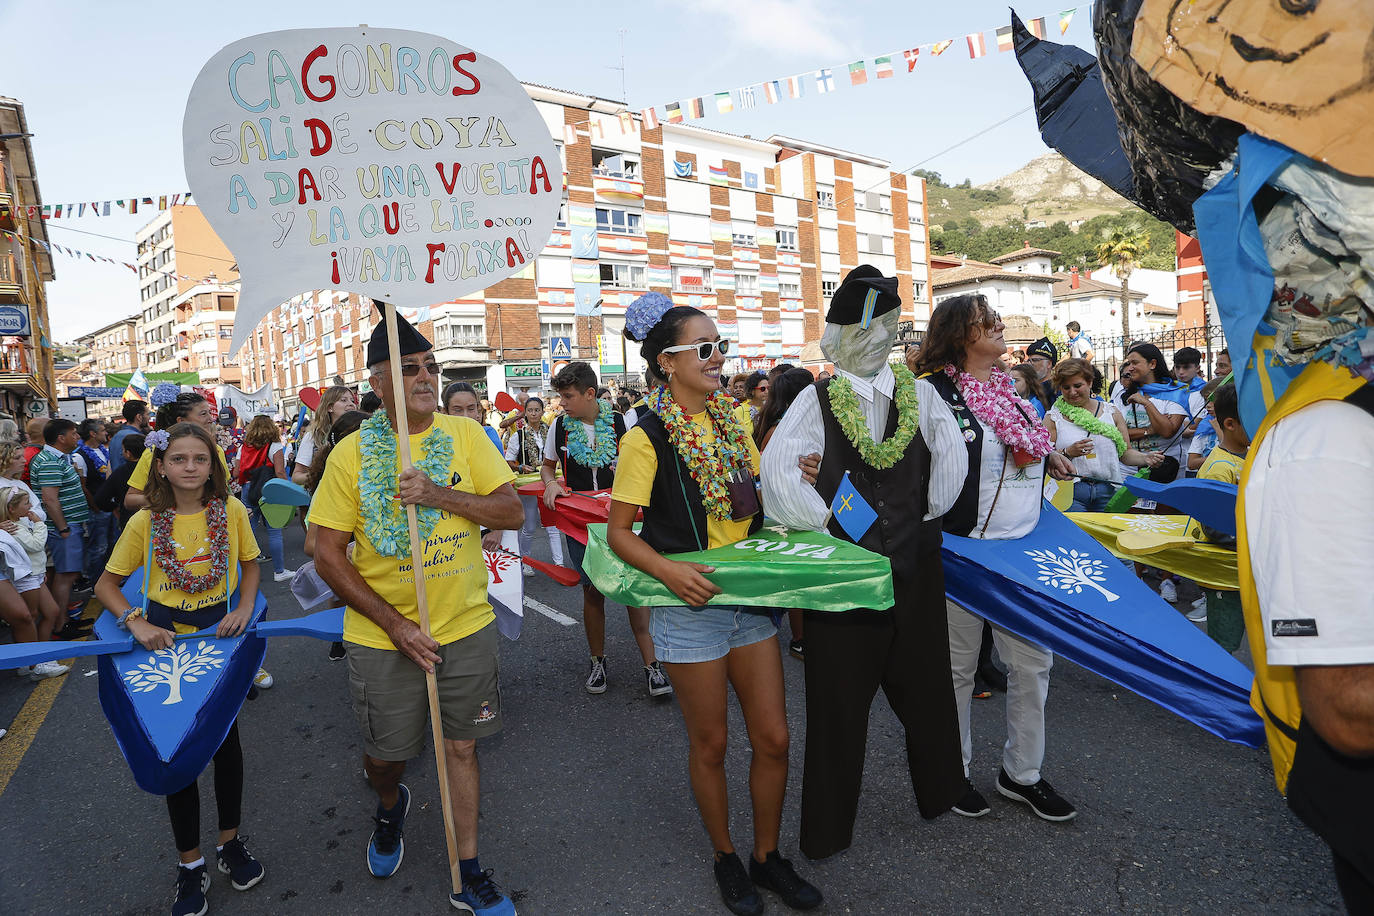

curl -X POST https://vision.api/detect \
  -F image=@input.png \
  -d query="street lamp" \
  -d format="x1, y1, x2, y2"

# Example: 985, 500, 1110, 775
0, 133, 34, 141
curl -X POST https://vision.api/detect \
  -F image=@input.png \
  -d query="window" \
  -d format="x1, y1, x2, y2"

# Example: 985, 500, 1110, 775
821, 276, 839, 299
555, 201, 568, 227
672, 266, 713, 292
451, 323, 485, 347
779, 281, 801, 298
732, 231, 756, 248
219, 326, 233, 338
591, 148, 641, 180
540, 321, 574, 349
599, 262, 645, 289
775, 228, 798, 251
816, 186, 835, 209
202, 355, 217, 368
735, 273, 759, 296
596, 207, 642, 235
913, 281, 926, 301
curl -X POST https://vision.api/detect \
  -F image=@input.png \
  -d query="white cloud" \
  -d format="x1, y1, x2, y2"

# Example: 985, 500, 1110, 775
671, 0, 854, 60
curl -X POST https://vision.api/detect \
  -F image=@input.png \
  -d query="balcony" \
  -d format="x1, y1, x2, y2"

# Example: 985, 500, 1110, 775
0, 252, 25, 302
0, 162, 14, 229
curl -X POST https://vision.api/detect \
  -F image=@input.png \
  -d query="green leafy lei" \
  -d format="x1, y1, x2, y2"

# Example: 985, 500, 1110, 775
827, 363, 919, 469
359, 412, 455, 558
1052, 397, 1127, 457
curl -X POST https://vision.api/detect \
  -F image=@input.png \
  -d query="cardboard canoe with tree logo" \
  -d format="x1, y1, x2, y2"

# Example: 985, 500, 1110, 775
582, 522, 894, 612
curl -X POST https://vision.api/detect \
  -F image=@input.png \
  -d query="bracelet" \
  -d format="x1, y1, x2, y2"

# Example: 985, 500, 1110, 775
116, 606, 146, 629
58, 526, 70, 535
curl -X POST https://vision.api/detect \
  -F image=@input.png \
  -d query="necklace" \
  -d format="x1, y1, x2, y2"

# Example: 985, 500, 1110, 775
564, 400, 617, 468
358, 413, 454, 558
1053, 397, 1126, 457
649, 387, 752, 521
826, 363, 920, 469
945, 364, 1053, 458
151, 500, 229, 594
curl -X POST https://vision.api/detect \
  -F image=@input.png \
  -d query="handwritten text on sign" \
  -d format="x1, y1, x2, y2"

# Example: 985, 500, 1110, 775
183, 28, 561, 352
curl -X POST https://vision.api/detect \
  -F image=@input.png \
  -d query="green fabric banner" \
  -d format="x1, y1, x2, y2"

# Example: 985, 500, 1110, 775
105, 371, 201, 388
583, 522, 894, 612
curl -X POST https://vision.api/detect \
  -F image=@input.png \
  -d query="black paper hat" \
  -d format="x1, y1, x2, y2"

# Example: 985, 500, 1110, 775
826, 265, 901, 328
366, 300, 433, 368
1026, 337, 1058, 363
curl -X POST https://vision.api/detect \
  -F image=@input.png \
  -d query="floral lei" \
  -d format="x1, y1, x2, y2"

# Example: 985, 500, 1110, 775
151, 499, 229, 594
1052, 397, 1127, 457
565, 400, 617, 468
827, 363, 919, 470
358, 412, 454, 558
649, 386, 752, 521
945, 364, 1053, 458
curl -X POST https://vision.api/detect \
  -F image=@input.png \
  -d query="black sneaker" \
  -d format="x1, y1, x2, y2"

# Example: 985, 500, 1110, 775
328, 641, 346, 660
645, 661, 672, 698
951, 780, 991, 818
216, 835, 265, 890
171, 863, 210, 916
713, 852, 763, 916
585, 656, 607, 694
996, 768, 1077, 822
788, 639, 805, 660
749, 851, 823, 911
976, 663, 1008, 693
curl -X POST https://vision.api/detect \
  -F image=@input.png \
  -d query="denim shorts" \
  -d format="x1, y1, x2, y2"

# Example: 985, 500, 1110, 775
649, 604, 777, 664
46, 521, 84, 574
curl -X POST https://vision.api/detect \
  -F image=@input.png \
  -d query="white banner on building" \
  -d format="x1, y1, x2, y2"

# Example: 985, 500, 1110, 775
217, 382, 278, 418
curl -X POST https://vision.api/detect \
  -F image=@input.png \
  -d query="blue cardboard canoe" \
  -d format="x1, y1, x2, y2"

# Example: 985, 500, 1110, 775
96, 569, 267, 795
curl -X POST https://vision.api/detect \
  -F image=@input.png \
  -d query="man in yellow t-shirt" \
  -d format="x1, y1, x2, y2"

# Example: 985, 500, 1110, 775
310, 309, 523, 907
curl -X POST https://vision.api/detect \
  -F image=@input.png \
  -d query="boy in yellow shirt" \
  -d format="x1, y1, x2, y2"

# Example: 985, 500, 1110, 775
1191, 383, 1249, 651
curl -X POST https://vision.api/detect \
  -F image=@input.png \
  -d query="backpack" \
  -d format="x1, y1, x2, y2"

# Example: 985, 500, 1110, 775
237, 443, 276, 508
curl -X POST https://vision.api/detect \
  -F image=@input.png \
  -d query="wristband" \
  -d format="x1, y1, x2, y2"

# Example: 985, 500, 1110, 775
116, 606, 144, 629
58, 526, 70, 535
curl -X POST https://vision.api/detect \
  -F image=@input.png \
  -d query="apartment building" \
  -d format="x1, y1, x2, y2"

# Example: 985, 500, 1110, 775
0, 96, 58, 418
231, 83, 932, 403
171, 282, 245, 387
136, 205, 238, 373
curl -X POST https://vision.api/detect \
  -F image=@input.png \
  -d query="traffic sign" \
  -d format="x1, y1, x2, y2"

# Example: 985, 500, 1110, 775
25, 398, 48, 417
68, 386, 125, 399
549, 336, 572, 360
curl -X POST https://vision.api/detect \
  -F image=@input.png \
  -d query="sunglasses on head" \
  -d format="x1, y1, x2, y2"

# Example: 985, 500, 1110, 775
661, 339, 730, 361
397, 360, 441, 377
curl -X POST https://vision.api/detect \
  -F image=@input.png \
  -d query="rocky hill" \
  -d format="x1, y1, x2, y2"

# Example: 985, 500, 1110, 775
924, 151, 1135, 231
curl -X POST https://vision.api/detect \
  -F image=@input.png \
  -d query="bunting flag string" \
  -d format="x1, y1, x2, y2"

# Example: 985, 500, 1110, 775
0, 228, 196, 281
18, 193, 193, 220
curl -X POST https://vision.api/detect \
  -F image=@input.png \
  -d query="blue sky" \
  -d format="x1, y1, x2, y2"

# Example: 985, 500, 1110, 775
0, 0, 1098, 340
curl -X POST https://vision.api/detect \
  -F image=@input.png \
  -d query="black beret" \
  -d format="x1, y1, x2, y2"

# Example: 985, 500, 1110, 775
1026, 337, 1058, 362
825, 265, 901, 327
366, 300, 433, 368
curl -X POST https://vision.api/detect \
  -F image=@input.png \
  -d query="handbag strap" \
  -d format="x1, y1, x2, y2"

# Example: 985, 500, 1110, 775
979, 447, 1010, 538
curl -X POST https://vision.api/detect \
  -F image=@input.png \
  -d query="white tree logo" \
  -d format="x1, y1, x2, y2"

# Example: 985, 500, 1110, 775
123, 640, 226, 706
1110, 515, 1173, 533
1024, 548, 1120, 603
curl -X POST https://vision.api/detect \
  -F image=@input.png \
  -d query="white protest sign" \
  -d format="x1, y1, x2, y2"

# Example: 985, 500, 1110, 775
183, 28, 561, 354
217, 382, 278, 418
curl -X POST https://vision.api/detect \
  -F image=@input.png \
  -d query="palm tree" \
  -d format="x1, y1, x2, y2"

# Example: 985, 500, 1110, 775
1096, 228, 1151, 342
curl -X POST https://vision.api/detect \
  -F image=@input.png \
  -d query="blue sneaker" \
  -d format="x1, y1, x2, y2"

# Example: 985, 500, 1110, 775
216, 835, 265, 890
366, 784, 410, 878
450, 868, 517, 915
171, 863, 210, 916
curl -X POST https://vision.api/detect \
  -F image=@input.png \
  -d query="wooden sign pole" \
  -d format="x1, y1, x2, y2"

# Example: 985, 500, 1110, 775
381, 299, 462, 896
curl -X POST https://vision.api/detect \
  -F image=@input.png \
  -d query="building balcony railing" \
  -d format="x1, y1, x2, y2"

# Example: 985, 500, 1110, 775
0, 341, 33, 375
0, 252, 26, 302
0, 161, 15, 229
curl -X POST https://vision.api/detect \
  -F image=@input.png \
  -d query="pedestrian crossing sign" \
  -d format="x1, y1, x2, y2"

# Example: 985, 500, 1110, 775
550, 336, 572, 360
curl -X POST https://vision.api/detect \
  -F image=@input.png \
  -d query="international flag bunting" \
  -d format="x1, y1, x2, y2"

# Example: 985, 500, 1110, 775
815, 68, 835, 94
715, 91, 733, 114
737, 85, 757, 109
563, 124, 577, 145
618, 112, 636, 133
996, 25, 1014, 51
848, 61, 867, 86
903, 48, 920, 71
666, 101, 684, 123
685, 97, 705, 119
707, 165, 729, 186
874, 56, 894, 79
1059, 7, 1075, 34
640, 106, 659, 130
764, 80, 781, 104
966, 32, 987, 58
931, 39, 954, 56
785, 75, 805, 98
1029, 16, 1047, 39
590, 119, 605, 140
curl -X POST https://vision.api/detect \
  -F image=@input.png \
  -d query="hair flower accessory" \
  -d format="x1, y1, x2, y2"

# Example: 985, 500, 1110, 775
625, 292, 676, 342
149, 382, 182, 407
144, 429, 171, 452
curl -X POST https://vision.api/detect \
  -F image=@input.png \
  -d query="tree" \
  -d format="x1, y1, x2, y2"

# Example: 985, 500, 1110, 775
910, 168, 945, 188
123, 640, 226, 706
1025, 547, 1120, 602
1095, 227, 1151, 341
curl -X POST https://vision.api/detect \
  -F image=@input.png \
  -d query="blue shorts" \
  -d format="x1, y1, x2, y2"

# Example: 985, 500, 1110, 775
46, 521, 84, 574
649, 604, 777, 664
565, 536, 593, 588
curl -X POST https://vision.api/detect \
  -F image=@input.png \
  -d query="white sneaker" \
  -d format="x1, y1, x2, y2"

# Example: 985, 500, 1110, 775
521, 565, 535, 577
1186, 598, 1208, 623
273, 568, 297, 583
1159, 579, 1178, 603
30, 660, 70, 679
254, 668, 274, 689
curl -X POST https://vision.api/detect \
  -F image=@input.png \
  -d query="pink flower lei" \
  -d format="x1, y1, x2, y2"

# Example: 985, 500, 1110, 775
944, 364, 1053, 458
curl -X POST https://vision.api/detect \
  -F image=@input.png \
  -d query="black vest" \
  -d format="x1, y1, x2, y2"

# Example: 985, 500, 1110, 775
924, 371, 986, 538
634, 409, 762, 555
814, 378, 939, 577
554, 412, 626, 491
1287, 380, 1374, 885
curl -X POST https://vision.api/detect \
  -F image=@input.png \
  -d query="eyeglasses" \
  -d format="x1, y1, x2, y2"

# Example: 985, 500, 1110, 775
397, 361, 441, 377
661, 339, 730, 361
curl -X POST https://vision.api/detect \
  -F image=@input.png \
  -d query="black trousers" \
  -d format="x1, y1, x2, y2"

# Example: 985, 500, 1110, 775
799, 561, 966, 860
1334, 851, 1374, 916
165, 721, 244, 854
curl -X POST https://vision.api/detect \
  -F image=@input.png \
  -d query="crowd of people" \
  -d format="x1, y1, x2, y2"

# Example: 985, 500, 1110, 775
1, 275, 1277, 916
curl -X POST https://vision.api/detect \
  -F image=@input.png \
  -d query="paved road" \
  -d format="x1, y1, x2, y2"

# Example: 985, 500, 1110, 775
0, 523, 1341, 915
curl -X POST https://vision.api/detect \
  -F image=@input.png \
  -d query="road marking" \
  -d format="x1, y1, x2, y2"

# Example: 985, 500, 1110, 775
0, 668, 70, 799
523, 596, 575, 626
